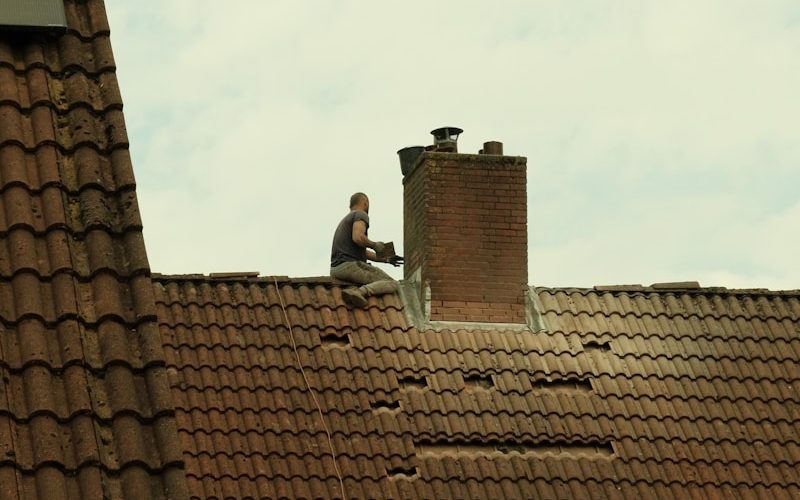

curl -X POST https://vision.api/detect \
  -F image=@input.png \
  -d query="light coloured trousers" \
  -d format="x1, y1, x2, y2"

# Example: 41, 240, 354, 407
330, 261, 399, 297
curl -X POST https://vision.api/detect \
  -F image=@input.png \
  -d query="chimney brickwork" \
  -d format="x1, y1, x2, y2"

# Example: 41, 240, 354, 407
404, 152, 528, 323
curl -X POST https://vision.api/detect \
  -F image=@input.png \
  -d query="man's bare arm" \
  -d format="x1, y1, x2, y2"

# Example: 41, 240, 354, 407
352, 220, 386, 262
351, 220, 375, 248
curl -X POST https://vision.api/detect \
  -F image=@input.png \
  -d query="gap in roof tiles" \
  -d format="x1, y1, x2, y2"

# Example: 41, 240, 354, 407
370, 398, 401, 413
463, 373, 494, 390
398, 281, 547, 331
386, 465, 419, 480
583, 340, 612, 352
320, 332, 350, 348
416, 440, 615, 458
398, 375, 428, 389
533, 377, 593, 392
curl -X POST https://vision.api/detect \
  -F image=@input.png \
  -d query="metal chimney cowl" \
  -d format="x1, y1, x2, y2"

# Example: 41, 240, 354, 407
431, 127, 463, 153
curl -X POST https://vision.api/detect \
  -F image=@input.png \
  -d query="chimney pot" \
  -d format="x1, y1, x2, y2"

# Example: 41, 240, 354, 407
397, 146, 425, 176
430, 127, 463, 152
483, 141, 503, 155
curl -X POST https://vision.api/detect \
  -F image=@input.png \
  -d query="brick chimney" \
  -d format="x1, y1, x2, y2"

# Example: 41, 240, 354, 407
402, 129, 528, 323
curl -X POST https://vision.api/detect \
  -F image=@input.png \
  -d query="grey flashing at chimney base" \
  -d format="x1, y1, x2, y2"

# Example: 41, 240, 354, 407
525, 289, 547, 332
398, 280, 546, 333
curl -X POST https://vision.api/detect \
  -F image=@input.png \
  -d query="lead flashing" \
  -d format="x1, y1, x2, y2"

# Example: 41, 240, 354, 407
399, 280, 545, 332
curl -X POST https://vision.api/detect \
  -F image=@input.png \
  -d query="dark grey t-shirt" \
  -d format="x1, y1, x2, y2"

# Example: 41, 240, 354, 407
331, 210, 370, 267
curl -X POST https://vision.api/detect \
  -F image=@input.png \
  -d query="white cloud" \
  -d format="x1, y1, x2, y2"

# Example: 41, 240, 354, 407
107, 1, 800, 289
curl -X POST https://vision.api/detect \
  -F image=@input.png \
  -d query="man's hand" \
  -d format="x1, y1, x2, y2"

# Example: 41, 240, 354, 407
388, 255, 404, 267
373, 241, 386, 255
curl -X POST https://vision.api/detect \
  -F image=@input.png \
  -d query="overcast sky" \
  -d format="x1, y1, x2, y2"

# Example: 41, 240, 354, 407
105, 1, 799, 290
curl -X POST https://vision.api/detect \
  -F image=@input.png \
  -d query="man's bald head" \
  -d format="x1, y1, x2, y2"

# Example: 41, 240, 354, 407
350, 192, 369, 210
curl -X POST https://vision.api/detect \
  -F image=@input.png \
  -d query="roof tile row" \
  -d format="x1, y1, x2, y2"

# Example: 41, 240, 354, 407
172, 400, 797, 448
0, 67, 122, 115
188, 473, 800, 500
164, 337, 799, 384
542, 310, 800, 344
0, 318, 165, 371
0, 413, 181, 470
0, 364, 176, 419
157, 301, 407, 333
0, 272, 154, 323
155, 279, 406, 311
538, 288, 800, 322
0, 147, 136, 197
179, 453, 800, 493
0, 464, 187, 500
0, 33, 115, 75
0, 185, 142, 235
0, 105, 128, 151
175, 434, 800, 473
166, 361, 800, 404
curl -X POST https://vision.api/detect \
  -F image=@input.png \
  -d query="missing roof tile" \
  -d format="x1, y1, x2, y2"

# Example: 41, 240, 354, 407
463, 373, 494, 390
533, 377, 593, 392
583, 340, 612, 352
387, 466, 419, 480
399, 375, 428, 389
416, 440, 614, 458
371, 399, 401, 412
320, 333, 350, 348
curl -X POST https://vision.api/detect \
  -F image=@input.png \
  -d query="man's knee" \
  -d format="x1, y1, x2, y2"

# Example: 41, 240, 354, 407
332, 262, 372, 285
362, 279, 399, 297
358, 264, 393, 283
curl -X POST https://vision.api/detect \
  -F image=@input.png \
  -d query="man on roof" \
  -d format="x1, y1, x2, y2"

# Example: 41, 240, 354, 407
330, 192, 403, 307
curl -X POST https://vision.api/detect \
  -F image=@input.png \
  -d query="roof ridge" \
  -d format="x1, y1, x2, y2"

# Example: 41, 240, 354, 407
151, 274, 800, 295
152, 273, 342, 285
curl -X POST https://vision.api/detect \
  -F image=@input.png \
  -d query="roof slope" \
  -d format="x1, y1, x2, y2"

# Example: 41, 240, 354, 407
0, 1, 187, 498
155, 276, 800, 500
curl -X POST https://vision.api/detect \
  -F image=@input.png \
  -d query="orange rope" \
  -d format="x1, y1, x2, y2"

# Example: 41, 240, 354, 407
272, 277, 347, 500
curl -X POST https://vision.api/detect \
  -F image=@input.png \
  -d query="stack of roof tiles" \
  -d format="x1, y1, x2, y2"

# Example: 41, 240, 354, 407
155, 276, 800, 499
0, 1, 186, 498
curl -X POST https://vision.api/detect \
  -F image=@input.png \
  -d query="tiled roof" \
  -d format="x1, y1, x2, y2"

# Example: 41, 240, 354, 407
155, 276, 800, 500
3, 2, 799, 499
0, 1, 187, 498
